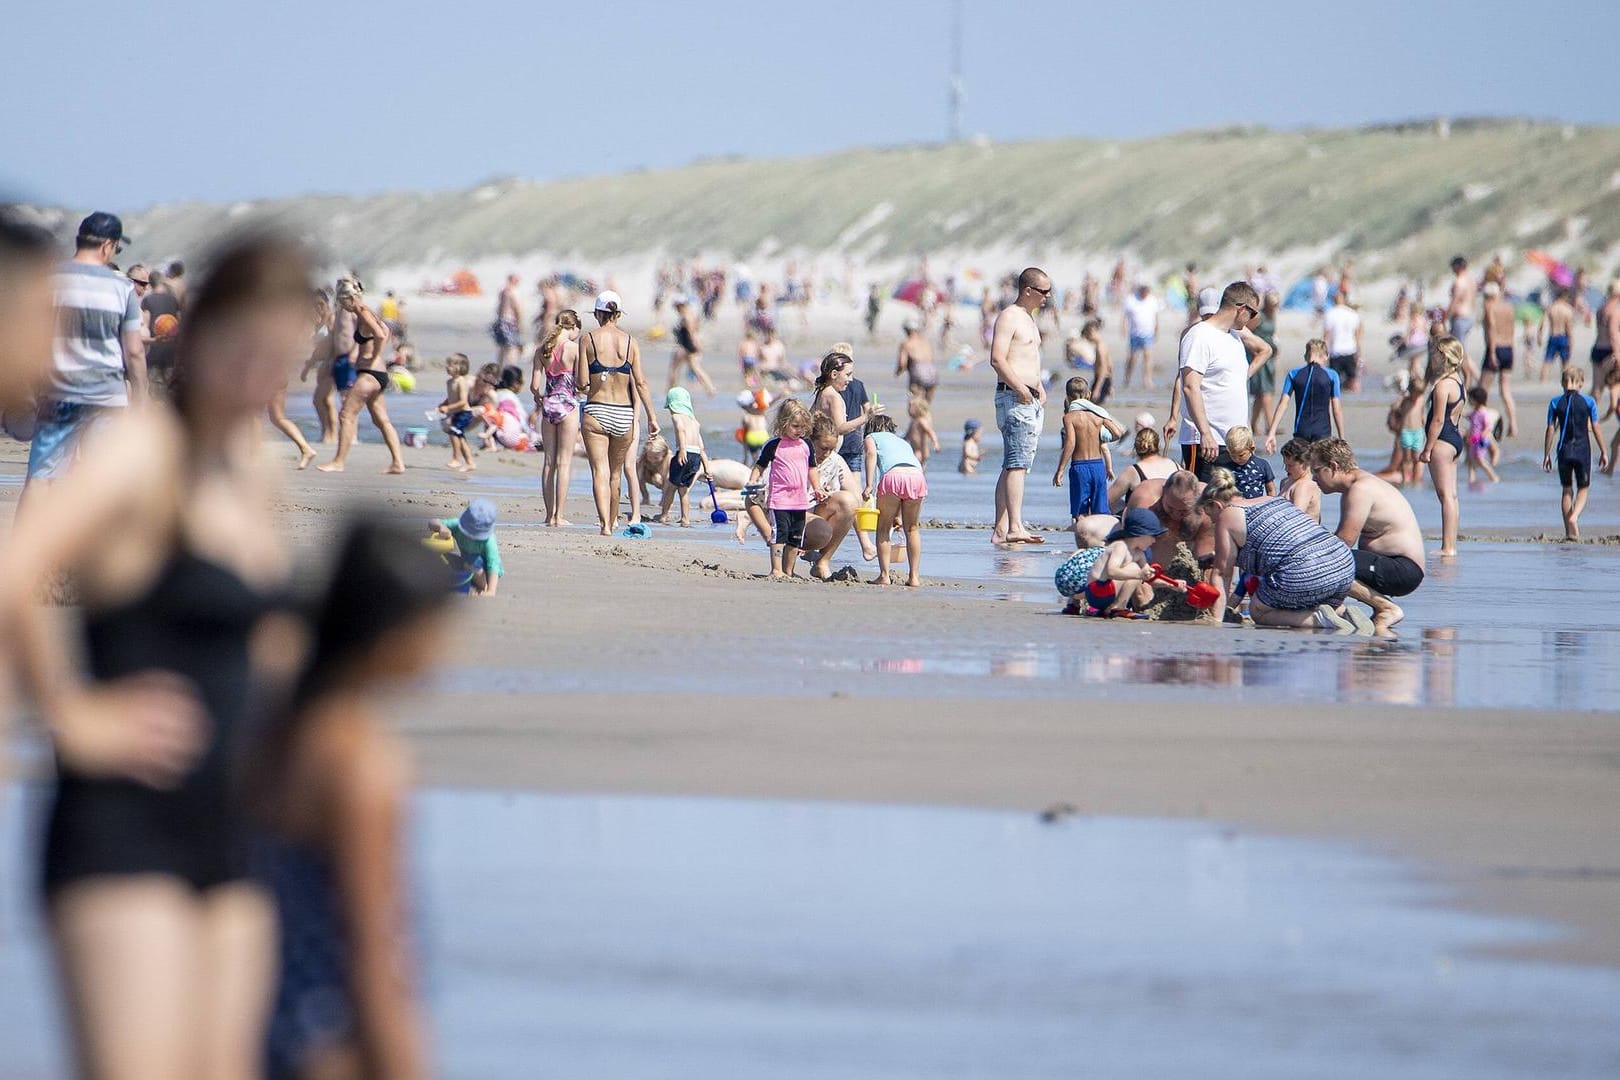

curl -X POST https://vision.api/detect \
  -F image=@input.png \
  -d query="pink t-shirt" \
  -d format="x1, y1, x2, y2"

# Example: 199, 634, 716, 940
761, 435, 813, 511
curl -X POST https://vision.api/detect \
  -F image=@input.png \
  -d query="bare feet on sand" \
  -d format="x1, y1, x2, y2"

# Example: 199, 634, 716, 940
316, 462, 343, 473
296, 449, 317, 470
384, 464, 406, 475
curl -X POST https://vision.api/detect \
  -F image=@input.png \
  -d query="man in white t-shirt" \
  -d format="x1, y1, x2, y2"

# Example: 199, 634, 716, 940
1176, 281, 1259, 479
1122, 282, 1161, 390
1321, 293, 1363, 392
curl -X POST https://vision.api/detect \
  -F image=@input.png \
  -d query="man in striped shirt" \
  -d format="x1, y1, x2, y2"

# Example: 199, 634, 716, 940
26, 212, 147, 486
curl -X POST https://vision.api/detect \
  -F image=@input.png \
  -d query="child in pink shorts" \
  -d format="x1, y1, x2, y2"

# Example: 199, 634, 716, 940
861, 414, 928, 586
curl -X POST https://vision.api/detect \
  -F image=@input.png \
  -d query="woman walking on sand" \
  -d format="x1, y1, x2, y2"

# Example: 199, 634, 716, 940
2, 235, 311, 1079
533, 309, 583, 527
576, 291, 660, 534
1420, 336, 1468, 557
319, 278, 406, 474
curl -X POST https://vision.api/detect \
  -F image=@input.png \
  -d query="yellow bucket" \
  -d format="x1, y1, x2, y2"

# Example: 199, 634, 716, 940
855, 506, 879, 532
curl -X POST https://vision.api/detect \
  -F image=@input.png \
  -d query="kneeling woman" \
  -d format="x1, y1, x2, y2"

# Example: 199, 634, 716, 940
1197, 468, 1359, 630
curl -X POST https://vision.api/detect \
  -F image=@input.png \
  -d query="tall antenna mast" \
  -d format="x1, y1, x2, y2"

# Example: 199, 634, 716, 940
948, 0, 964, 142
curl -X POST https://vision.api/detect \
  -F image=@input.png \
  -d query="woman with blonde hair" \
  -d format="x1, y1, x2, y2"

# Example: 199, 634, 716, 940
1107, 425, 1177, 511
533, 308, 583, 527
318, 277, 406, 474
1419, 335, 1468, 556
1197, 467, 1359, 630
575, 291, 660, 534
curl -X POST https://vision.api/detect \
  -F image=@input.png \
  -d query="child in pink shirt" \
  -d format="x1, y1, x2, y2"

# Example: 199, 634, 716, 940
747, 398, 826, 578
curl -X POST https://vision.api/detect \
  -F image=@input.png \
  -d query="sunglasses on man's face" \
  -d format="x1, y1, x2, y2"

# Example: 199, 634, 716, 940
1029, 285, 1052, 297
130, 278, 150, 287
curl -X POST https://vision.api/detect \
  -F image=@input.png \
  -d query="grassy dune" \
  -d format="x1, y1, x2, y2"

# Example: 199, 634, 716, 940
109, 119, 1620, 278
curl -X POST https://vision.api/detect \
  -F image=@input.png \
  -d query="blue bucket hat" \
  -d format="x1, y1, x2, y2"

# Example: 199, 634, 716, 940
458, 498, 497, 541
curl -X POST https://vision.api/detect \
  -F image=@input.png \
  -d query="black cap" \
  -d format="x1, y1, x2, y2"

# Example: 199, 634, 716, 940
76, 211, 127, 245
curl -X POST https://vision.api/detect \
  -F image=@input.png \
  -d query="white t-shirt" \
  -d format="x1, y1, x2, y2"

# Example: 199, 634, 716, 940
1123, 294, 1161, 340
1177, 321, 1249, 447
1322, 304, 1361, 356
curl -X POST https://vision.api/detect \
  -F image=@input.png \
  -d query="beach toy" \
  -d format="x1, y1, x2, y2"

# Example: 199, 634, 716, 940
618, 522, 652, 539
734, 425, 748, 443
704, 478, 728, 524
403, 426, 429, 448
389, 366, 417, 393
152, 313, 179, 338
1148, 563, 1221, 610
854, 504, 879, 533
424, 533, 455, 554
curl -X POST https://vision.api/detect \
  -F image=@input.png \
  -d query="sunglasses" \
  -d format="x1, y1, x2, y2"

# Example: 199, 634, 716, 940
130, 278, 150, 287
1238, 303, 1259, 317
1029, 285, 1052, 296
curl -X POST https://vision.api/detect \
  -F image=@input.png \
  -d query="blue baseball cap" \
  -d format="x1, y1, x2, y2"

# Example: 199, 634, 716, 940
76, 211, 128, 246
1106, 507, 1167, 543
458, 498, 497, 541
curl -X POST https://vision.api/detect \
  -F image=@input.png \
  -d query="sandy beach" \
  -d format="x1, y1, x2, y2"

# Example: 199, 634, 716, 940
8, 291, 1617, 978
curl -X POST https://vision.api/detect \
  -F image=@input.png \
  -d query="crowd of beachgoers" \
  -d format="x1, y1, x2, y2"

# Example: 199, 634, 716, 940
0, 202, 1613, 1077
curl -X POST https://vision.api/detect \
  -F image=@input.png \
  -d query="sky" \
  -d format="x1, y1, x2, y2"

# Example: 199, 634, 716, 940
5, 0, 1613, 210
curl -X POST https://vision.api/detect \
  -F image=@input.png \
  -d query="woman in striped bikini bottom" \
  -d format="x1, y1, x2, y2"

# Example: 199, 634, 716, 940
579, 293, 661, 534
582, 400, 634, 437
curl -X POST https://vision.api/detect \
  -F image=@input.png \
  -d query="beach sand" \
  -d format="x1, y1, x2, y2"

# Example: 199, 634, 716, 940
4, 294, 1617, 980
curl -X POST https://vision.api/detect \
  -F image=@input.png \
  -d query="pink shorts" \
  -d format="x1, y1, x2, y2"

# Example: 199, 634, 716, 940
876, 468, 928, 501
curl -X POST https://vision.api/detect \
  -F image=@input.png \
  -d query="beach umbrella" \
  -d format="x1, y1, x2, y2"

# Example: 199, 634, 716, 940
1524, 250, 1573, 288
892, 279, 939, 306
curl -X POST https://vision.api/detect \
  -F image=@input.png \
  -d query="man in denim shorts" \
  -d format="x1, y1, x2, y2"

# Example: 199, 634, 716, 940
26, 213, 147, 497
990, 267, 1050, 544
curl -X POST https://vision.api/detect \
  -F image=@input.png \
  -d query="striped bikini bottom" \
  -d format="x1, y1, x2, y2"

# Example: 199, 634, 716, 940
583, 400, 635, 438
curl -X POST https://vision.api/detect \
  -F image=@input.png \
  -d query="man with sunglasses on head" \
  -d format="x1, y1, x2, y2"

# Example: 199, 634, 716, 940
23, 212, 148, 500
989, 266, 1051, 544
1174, 281, 1258, 483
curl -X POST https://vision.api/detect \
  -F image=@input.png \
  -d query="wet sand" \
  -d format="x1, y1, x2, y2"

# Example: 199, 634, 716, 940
3, 295, 1618, 988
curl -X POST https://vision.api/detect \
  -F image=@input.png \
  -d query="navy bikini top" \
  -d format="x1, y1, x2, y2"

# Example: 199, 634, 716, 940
586, 331, 632, 376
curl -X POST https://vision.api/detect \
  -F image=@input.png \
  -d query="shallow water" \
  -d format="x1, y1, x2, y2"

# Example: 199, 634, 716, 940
3, 787, 1616, 1079
553, 529, 1618, 711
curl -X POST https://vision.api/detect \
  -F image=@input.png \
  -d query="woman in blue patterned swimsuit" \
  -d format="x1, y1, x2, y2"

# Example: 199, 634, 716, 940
1197, 467, 1359, 630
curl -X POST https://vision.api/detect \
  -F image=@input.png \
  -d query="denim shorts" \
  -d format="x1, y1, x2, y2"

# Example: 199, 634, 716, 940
994, 388, 1044, 471
26, 401, 113, 480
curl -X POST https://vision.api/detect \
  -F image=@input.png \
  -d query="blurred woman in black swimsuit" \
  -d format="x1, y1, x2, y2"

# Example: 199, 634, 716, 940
1420, 335, 1467, 557
318, 278, 405, 474
3, 234, 312, 1079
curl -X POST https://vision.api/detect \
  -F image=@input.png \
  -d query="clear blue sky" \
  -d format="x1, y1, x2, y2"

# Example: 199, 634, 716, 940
6, 0, 1612, 210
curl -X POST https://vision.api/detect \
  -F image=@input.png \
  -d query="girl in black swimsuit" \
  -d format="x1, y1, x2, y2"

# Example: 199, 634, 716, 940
4, 235, 311, 1078
1420, 335, 1468, 556
318, 278, 406, 474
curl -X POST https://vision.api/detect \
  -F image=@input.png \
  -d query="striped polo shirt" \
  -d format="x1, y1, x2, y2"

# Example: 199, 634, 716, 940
50, 261, 141, 406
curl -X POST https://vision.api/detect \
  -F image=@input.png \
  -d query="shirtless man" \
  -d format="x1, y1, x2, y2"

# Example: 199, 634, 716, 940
1540, 288, 1576, 382
492, 273, 522, 365
895, 318, 938, 403
536, 276, 560, 338
1447, 255, 1476, 348
989, 266, 1050, 544
1310, 438, 1426, 633
1592, 280, 1620, 386
758, 325, 789, 384
309, 280, 357, 443
1481, 281, 1518, 436
1130, 469, 1214, 563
